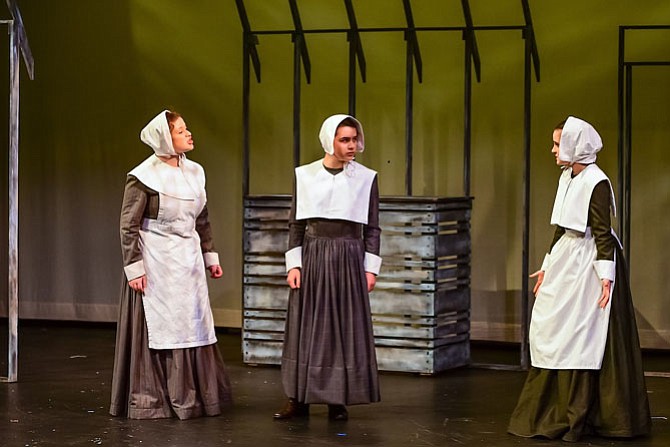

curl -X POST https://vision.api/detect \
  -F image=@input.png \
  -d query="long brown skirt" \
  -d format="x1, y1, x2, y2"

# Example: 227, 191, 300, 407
508, 246, 651, 441
281, 221, 380, 405
109, 281, 232, 420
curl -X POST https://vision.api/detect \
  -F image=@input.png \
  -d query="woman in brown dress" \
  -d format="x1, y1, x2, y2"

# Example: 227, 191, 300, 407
109, 110, 232, 419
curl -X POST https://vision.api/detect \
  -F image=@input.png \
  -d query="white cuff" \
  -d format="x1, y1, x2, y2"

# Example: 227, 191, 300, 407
203, 252, 220, 268
124, 260, 145, 281
285, 246, 302, 272
593, 260, 615, 281
364, 252, 382, 276
540, 253, 551, 271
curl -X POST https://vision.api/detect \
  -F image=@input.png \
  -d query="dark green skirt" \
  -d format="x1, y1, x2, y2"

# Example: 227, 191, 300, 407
508, 247, 651, 441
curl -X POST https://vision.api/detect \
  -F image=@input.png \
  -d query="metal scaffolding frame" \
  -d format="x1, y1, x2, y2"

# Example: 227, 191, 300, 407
617, 25, 670, 264
235, 0, 540, 369
2, 0, 34, 384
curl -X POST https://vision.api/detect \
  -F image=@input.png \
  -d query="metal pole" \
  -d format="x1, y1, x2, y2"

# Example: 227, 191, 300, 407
348, 31, 357, 116
520, 27, 532, 370
617, 27, 625, 237
404, 31, 414, 196
242, 33, 251, 197
624, 64, 633, 264
6, 20, 19, 383
463, 31, 472, 197
292, 33, 302, 168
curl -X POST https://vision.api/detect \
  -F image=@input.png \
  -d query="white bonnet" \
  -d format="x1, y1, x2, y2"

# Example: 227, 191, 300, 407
558, 116, 602, 164
140, 110, 177, 156
318, 114, 365, 155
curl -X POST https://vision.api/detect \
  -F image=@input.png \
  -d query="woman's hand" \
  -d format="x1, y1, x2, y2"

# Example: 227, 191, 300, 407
529, 270, 545, 296
366, 272, 377, 292
287, 268, 301, 289
598, 279, 611, 309
129, 275, 147, 293
209, 264, 223, 279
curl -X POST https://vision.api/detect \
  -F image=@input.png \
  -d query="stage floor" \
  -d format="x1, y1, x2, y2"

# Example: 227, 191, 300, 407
1, 322, 669, 446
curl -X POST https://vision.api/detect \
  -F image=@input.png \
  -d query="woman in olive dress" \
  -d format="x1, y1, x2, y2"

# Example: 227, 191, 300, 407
508, 116, 651, 441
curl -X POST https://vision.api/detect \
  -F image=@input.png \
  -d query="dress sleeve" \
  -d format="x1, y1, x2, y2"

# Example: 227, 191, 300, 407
589, 180, 616, 281
120, 175, 148, 280
285, 180, 306, 271
196, 202, 220, 267
363, 176, 382, 275
548, 226, 566, 253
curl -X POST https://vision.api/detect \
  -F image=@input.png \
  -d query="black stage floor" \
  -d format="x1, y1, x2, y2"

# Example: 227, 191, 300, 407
1, 322, 669, 446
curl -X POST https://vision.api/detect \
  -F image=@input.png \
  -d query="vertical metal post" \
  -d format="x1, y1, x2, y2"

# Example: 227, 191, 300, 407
463, 31, 472, 197
624, 64, 633, 263
6, 20, 19, 383
348, 31, 357, 116
520, 27, 532, 370
617, 27, 625, 237
292, 33, 302, 168
242, 33, 251, 197
404, 31, 414, 196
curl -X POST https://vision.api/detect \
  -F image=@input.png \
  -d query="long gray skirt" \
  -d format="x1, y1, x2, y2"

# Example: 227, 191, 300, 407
109, 280, 233, 420
508, 245, 651, 441
281, 221, 381, 405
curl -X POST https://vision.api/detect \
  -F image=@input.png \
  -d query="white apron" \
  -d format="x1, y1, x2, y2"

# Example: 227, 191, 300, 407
139, 182, 217, 350
529, 228, 613, 370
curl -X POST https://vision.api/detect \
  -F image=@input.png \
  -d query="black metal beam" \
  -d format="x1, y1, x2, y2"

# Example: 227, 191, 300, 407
344, 0, 366, 115
521, 0, 540, 82
520, 26, 533, 370
402, 0, 423, 83
235, 0, 261, 82
289, 0, 311, 84
460, 0, 481, 82
624, 64, 633, 264
617, 26, 625, 243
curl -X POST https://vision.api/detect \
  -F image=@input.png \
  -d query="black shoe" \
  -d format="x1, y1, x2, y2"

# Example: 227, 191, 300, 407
273, 398, 310, 419
328, 404, 348, 421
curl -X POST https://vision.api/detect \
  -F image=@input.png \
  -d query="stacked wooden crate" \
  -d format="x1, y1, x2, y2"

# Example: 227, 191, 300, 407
243, 194, 472, 374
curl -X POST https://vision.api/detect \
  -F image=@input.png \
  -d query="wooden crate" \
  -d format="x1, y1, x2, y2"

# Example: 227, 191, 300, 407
242, 194, 472, 374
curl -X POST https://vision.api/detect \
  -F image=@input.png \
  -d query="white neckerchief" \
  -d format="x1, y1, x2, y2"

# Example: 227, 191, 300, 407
550, 164, 615, 232
129, 154, 205, 200
295, 159, 376, 224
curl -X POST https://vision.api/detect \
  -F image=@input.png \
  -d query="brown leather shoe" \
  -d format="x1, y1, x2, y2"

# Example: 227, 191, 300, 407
273, 398, 310, 419
328, 404, 348, 421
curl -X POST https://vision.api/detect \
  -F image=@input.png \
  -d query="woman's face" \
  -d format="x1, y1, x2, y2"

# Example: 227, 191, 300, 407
170, 117, 194, 154
551, 128, 569, 166
332, 125, 358, 163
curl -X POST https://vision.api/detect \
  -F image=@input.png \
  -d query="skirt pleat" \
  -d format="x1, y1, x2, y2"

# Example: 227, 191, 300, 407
109, 280, 232, 420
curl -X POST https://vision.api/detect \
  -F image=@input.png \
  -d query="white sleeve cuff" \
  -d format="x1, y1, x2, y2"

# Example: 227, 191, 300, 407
203, 252, 220, 268
593, 260, 615, 281
364, 252, 382, 276
285, 246, 302, 272
124, 260, 145, 281
540, 253, 551, 271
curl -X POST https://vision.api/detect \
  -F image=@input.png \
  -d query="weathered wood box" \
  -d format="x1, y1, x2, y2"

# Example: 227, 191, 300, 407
243, 194, 472, 374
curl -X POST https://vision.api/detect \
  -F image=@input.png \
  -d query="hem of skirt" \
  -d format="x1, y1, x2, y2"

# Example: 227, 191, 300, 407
508, 426, 651, 441
112, 406, 174, 420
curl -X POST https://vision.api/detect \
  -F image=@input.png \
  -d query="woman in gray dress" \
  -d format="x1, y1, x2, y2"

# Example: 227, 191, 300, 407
508, 116, 650, 441
109, 110, 232, 420
273, 114, 382, 421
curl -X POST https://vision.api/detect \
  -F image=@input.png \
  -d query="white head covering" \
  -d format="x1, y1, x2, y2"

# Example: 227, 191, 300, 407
558, 116, 602, 164
318, 114, 365, 155
140, 110, 177, 156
